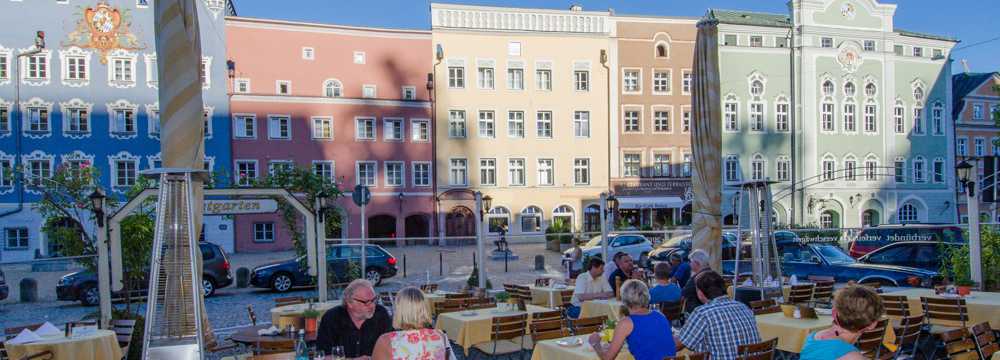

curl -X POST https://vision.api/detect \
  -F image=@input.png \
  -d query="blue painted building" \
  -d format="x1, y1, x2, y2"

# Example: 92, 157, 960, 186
0, 0, 236, 262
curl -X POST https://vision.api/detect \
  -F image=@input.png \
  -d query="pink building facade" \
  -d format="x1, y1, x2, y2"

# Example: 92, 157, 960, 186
953, 72, 1000, 223
226, 17, 434, 252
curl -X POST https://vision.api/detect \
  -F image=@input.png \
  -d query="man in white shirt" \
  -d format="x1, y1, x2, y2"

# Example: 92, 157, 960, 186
568, 257, 613, 318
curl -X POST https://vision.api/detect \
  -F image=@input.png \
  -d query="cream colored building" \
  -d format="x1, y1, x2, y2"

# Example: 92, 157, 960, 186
431, 3, 613, 241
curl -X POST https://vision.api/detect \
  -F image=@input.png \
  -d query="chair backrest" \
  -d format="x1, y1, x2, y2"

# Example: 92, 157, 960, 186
571, 316, 607, 336
445, 293, 473, 300
255, 339, 296, 355
854, 318, 888, 359
971, 321, 999, 359
558, 290, 574, 308
490, 314, 528, 341
920, 297, 968, 327
247, 305, 258, 326
811, 280, 835, 302
879, 294, 911, 318
274, 296, 305, 308
529, 319, 568, 342
894, 314, 925, 348
4, 323, 43, 339
434, 299, 465, 316
420, 284, 438, 293
658, 300, 685, 321
859, 281, 882, 289
509, 285, 532, 301
665, 352, 708, 360
531, 310, 564, 323
736, 338, 779, 360
749, 299, 781, 315
787, 284, 814, 304
535, 278, 552, 287
466, 297, 496, 310
940, 327, 979, 360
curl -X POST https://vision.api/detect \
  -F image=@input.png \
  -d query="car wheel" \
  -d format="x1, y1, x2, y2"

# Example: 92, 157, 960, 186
81, 285, 99, 306
202, 277, 216, 298
365, 268, 382, 286
271, 273, 294, 293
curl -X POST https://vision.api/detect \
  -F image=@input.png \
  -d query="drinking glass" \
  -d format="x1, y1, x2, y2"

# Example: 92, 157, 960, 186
330, 346, 345, 360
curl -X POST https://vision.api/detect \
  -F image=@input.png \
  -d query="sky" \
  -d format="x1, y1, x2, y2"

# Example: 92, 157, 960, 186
233, 0, 999, 74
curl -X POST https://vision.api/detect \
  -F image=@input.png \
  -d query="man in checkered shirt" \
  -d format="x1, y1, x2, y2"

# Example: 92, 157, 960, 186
674, 270, 761, 359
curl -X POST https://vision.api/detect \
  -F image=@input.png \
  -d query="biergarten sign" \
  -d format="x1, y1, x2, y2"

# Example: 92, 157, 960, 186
203, 199, 278, 215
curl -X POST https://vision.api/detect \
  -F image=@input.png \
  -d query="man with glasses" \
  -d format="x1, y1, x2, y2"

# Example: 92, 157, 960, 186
317, 279, 392, 358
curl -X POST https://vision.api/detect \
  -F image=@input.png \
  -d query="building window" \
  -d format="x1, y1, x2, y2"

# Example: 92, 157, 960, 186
682, 108, 691, 133
402, 86, 416, 100
822, 157, 835, 181
623, 153, 641, 178
362, 85, 376, 98
0, 105, 9, 133
974, 104, 984, 120
958, 138, 968, 156
235, 160, 257, 187
64, 55, 88, 81
864, 40, 876, 52
655, 43, 668, 57
413, 162, 431, 187
865, 158, 878, 181
574, 111, 590, 138
682, 70, 692, 95
110, 108, 136, 136
776, 100, 789, 132
355, 117, 375, 140
912, 106, 924, 134
302, 47, 314, 60
777, 156, 790, 181
268, 161, 293, 176
652, 70, 671, 94
384, 118, 403, 141
574, 70, 589, 91
821, 37, 834, 48
448, 110, 466, 138
353, 51, 366, 64
724, 156, 739, 182
536, 111, 552, 138
821, 102, 835, 132
357, 161, 377, 186
682, 153, 692, 177
480, 158, 496, 186
112, 158, 137, 188
932, 103, 944, 135
865, 83, 877, 97
507, 66, 524, 90
843, 102, 856, 132
898, 204, 917, 223
536, 69, 552, 91
509, 158, 525, 186
268, 116, 291, 139
25, 53, 48, 80
253, 223, 274, 243
623, 70, 640, 93
864, 104, 877, 133
574, 158, 590, 185
933, 159, 945, 183
110, 56, 135, 85
412, 120, 430, 142
235, 78, 250, 93
750, 35, 763, 48
507, 111, 524, 138
894, 103, 905, 134
822, 80, 835, 96
844, 82, 856, 97
521, 207, 542, 233
478, 111, 495, 138
234, 115, 255, 139
448, 158, 467, 186
276, 80, 291, 95
25, 106, 50, 133
653, 153, 672, 177
913, 47, 923, 57
653, 110, 671, 133
312, 161, 335, 181
0, 158, 12, 188
724, 100, 738, 131
384, 162, 404, 187
750, 102, 764, 132
751, 155, 765, 181
623, 110, 641, 133
775, 37, 789, 48
448, 66, 465, 88
933, 49, 943, 59
975, 138, 986, 156
64, 107, 89, 134
312, 117, 333, 139
844, 157, 857, 181
0, 53, 9, 81
724, 34, 738, 46
894, 159, 905, 183
26, 156, 52, 187
487, 207, 510, 234
5, 227, 29, 249
537, 159, 554, 186
478, 66, 495, 89
323, 80, 342, 97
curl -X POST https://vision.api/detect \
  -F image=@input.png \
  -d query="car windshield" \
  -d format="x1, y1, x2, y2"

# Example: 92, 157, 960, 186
814, 245, 855, 264
584, 236, 603, 248
661, 235, 691, 248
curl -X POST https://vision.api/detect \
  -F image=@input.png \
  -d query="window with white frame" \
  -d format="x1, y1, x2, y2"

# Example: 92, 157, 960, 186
302, 47, 314, 60
751, 154, 765, 181
478, 111, 495, 138
864, 103, 878, 133
323, 79, 342, 97
750, 35, 764, 47
973, 104, 984, 120
844, 156, 857, 181
507, 63, 524, 90
110, 54, 135, 85
537, 159, 554, 186
750, 102, 764, 132
144, 54, 158, 87
312, 161, 335, 181
448, 158, 467, 186
355, 117, 375, 140
574, 111, 590, 138
574, 158, 590, 185
200, 58, 211, 88
276, 80, 291, 95
507, 111, 524, 138
487, 207, 510, 233
235, 78, 250, 93
268, 160, 293, 176
357, 161, 377, 186
235, 160, 257, 187
913, 47, 923, 57
653, 109, 671, 132
822, 80, 835, 96
353, 51, 365, 64
623, 153, 641, 178
253, 223, 274, 243
865, 157, 878, 181
682, 108, 691, 133
312, 117, 333, 139
776, 98, 789, 132
865, 83, 877, 97
958, 138, 968, 156
821, 101, 835, 132
24, 153, 52, 187
777, 156, 790, 181
362, 85, 376, 98
894, 158, 906, 183
478, 64, 495, 89
480, 158, 496, 186
402, 86, 416, 100
63, 51, 88, 82
913, 157, 926, 183
993, 137, 1000, 155
508, 158, 526, 186
682, 153, 692, 177
682, 70, 692, 95
975, 137, 986, 156
25, 52, 49, 80
898, 204, 918, 223
449, 110, 466, 138
385, 162, 404, 187
0, 157, 12, 188
933, 158, 945, 183
384, 118, 403, 141
110, 107, 136, 136
411, 120, 429, 142
864, 40, 876, 52
894, 102, 905, 134
623, 70, 640, 93
912, 105, 924, 134
233, 115, 255, 138
0, 103, 9, 134
0, 51, 9, 81
536, 67, 552, 91
653, 70, 671, 94
5, 227, 28, 249
724, 97, 738, 131
932, 103, 944, 135
25, 104, 50, 133
843, 101, 856, 132
268, 115, 291, 139
724, 156, 739, 182
413, 162, 431, 187
844, 82, 856, 97
521, 206, 542, 233
819, 156, 835, 181
574, 70, 589, 91
203, 109, 213, 139
821, 37, 834, 48
623, 110, 641, 133
653, 153, 671, 177
63, 104, 89, 134
536, 111, 552, 138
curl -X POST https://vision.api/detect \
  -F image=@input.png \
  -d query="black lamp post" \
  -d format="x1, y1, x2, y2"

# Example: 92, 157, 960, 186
89, 188, 106, 227
606, 194, 618, 215
481, 195, 493, 217
957, 160, 974, 194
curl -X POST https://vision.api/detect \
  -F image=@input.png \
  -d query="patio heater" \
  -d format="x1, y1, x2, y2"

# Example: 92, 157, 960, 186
732, 180, 785, 305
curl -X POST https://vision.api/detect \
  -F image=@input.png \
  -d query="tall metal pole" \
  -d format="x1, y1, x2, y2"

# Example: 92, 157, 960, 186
474, 192, 487, 289
789, 3, 798, 225
968, 161, 983, 287
360, 203, 367, 280
96, 200, 111, 329
316, 198, 328, 302
600, 192, 609, 262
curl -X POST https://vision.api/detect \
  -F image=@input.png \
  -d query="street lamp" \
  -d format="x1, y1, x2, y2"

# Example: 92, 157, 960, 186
13, 31, 46, 209
957, 159, 983, 288
89, 188, 106, 227
606, 194, 618, 216
482, 195, 493, 216
426, 73, 434, 91
957, 160, 974, 194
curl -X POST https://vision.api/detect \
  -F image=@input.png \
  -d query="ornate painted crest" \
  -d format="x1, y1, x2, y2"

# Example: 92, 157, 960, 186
840, 2, 857, 20
63, 1, 144, 64
837, 43, 863, 74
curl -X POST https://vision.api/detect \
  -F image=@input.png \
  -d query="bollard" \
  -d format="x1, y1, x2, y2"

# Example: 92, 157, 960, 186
439, 252, 443, 276
534, 255, 545, 271
504, 251, 509, 273
236, 267, 250, 288
19, 278, 38, 303
403, 254, 407, 278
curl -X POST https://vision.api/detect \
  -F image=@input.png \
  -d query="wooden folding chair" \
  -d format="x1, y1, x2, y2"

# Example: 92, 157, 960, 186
854, 318, 889, 359
971, 322, 999, 359
570, 316, 607, 336
556, 290, 574, 311
891, 314, 925, 358
273, 296, 305, 308
736, 338, 778, 360
445, 293, 474, 301
420, 284, 439, 293
940, 328, 979, 360
810, 280, 835, 306
919, 296, 969, 358
786, 284, 814, 305
254, 338, 295, 355
433, 299, 465, 317
465, 297, 496, 310
531, 310, 564, 324
472, 314, 527, 360
879, 294, 911, 325
524, 319, 567, 350
749, 299, 781, 315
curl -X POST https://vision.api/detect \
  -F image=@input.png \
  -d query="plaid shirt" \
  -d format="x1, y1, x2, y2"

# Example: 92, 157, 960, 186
678, 296, 761, 360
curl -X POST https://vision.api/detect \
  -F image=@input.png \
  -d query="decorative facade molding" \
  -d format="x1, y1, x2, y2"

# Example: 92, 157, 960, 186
21, 150, 53, 195
145, 102, 160, 140
20, 97, 53, 139
59, 98, 94, 139
18, 47, 51, 86
107, 151, 140, 192
106, 99, 139, 140
106, 49, 138, 89
58, 46, 92, 87
431, 4, 611, 34
61, 150, 95, 168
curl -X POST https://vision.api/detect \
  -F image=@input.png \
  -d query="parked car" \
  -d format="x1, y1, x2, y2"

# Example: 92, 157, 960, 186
858, 241, 962, 273
773, 236, 938, 287
848, 225, 964, 258
0, 268, 8, 301
250, 244, 398, 292
563, 234, 653, 265
57, 242, 233, 306
647, 232, 748, 269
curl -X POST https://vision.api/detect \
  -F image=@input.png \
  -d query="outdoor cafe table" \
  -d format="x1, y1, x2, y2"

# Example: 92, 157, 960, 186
530, 335, 634, 360
755, 312, 897, 353
5, 329, 122, 360
529, 284, 574, 308
580, 299, 625, 321
435, 304, 552, 354
424, 290, 459, 313
726, 285, 793, 300
230, 324, 318, 346
270, 300, 341, 328
888, 288, 1000, 328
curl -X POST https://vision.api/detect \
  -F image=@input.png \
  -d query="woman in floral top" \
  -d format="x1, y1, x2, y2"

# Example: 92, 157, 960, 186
373, 287, 454, 360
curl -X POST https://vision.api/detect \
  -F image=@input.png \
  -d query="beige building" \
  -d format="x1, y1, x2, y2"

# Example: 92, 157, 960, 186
612, 15, 699, 229
431, 3, 612, 241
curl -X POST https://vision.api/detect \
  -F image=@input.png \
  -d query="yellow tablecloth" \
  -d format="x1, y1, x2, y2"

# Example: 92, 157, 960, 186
530, 335, 634, 360
756, 312, 834, 353
435, 304, 552, 354
889, 288, 1000, 328
5, 330, 123, 360
580, 299, 625, 321
270, 300, 341, 328
992, 351, 1000, 360
529, 285, 574, 308
424, 290, 459, 314
726, 285, 792, 300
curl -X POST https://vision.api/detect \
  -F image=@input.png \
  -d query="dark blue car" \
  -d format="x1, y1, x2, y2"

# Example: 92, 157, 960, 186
858, 241, 962, 273
250, 244, 398, 292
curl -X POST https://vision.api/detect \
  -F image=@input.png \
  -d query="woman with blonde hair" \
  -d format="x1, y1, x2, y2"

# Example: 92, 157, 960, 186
373, 287, 455, 360
588, 279, 676, 360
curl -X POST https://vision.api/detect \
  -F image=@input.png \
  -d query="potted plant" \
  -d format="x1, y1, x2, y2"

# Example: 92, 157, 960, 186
495, 292, 510, 304
955, 278, 976, 296
302, 308, 321, 333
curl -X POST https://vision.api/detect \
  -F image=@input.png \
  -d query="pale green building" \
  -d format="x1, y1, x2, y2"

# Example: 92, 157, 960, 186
703, 0, 958, 228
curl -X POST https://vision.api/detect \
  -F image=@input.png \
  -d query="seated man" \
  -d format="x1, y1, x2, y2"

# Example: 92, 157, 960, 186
669, 253, 692, 287
567, 257, 614, 318
608, 253, 644, 297
317, 279, 393, 358
675, 270, 761, 359
650, 262, 682, 304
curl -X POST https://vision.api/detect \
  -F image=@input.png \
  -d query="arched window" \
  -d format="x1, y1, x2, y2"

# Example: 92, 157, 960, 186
323, 79, 343, 97
820, 210, 839, 228
486, 206, 510, 233
822, 155, 836, 181
655, 43, 668, 58
553, 205, 574, 228
898, 203, 918, 223
844, 154, 857, 181
520, 206, 542, 233
893, 100, 905, 134
750, 80, 764, 97
932, 102, 944, 135
844, 82, 856, 97
822, 80, 835, 96
865, 83, 877, 97
751, 154, 765, 181
862, 209, 879, 227
724, 94, 739, 132
913, 86, 924, 101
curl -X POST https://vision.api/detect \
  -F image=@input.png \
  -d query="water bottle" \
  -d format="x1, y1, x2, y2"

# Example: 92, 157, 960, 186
295, 329, 308, 360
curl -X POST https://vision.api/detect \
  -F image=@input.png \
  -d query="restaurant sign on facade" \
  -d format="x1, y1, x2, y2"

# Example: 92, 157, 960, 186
611, 179, 692, 197
204, 199, 278, 215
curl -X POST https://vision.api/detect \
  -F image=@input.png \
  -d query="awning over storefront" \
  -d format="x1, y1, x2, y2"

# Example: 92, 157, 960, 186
617, 196, 686, 209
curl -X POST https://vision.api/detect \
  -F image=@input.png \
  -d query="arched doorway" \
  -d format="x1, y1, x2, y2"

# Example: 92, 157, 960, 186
820, 210, 840, 228
445, 206, 475, 240
862, 209, 879, 227
367, 215, 397, 242
679, 204, 692, 226
404, 214, 430, 245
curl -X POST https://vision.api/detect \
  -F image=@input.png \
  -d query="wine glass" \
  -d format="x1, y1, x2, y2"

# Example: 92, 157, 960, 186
330, 346, 345, 360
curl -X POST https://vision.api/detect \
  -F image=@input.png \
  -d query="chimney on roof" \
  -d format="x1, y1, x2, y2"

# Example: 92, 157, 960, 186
961, 59, 971, 73
569, 4, 583, 11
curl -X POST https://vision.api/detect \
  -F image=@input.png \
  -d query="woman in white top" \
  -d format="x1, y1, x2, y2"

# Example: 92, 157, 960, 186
373, 287, 455, 360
